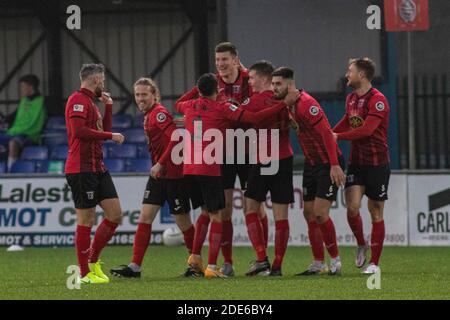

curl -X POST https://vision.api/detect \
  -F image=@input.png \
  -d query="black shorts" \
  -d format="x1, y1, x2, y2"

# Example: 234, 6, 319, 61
142, 177, 191, 215
66, 171, 118, 209
221, 163, 250, 190
245, 156, 294, 204
186, 175, 225, 213
302, 156, 346, 202
345, 164, 391, 201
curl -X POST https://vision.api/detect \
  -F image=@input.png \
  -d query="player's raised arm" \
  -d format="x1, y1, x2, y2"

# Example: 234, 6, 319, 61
233, 90, 299, 124
174, 86, 199, 114
100, 92, 113, 132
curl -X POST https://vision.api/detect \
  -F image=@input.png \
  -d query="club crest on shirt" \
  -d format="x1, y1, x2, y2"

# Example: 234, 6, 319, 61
358, 99, 365, 108
242, 98, 250, 105
349, 115, 364, 128
375, 101, 385, 111
232, 85, 241, 94
86, 191, 94, 200
73, 104, 84, 112
309, 106, 319, 116
156, 112, 167, 122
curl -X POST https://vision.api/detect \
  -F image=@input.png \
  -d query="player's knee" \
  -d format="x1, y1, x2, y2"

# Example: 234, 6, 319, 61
209, 212, 221, 223
368, 201, 384, 221
245, 200, 260, 214
175, 214, 192, 231
346, 202, 361, 216
108, 211, 123, 224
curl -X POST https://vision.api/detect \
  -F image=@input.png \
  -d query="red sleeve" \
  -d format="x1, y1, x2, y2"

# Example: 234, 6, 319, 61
367, 95, 389, 119
158, 125, 179, 165
152, 109, 173, 132
238, 100, 288, 124
67, 97, 89, 119
333, 114, 351, 133
297, 99, 324, 126
239, 94, 264, 112
102, 104, 113, 132
151, 110, 179, 165
315, 119, 339, 165
336, 115, 382, 140
70, 117, 112, 140
175, 87, 199, 114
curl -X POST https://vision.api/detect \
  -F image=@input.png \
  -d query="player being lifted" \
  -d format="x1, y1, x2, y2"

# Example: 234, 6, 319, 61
271, 67, 346, 276
333, 58, 390, 274
214, 42, 267, 277
242, 61, 294, 277
65, 63, 125, 284
175, 73, 297, 278
110, 77, 196, 278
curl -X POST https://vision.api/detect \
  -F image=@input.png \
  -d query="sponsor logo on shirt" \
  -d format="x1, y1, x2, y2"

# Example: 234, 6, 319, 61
157, 112, 167, 122
349, 115, 364, 128
73, 104, 84, 112
375, 101, 385, 111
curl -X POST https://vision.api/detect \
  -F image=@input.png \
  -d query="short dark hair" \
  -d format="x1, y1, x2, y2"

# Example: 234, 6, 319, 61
19, 74, 40, 90
79, 63, 105, 81
349, 57, 376, 81
249, 60, 274, 79
272, 67, 294, 79
197, 73, 218, 97
215, 42, 238, 56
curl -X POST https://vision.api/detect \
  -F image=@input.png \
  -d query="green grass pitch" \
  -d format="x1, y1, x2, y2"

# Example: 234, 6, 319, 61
1, 246, 449, 300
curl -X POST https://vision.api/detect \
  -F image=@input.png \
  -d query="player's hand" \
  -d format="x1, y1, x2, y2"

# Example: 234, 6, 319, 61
332, 132, 338, 141
150, 162, 163, 179
112, 133, 125, 144
330, 165, 346, 188
284, 89, 300, 106
100, 92, 113, 105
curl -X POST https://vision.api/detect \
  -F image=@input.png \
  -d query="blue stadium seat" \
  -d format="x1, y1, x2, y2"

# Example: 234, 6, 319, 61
43, 130, 67, 149
10, 160, 36, 173
108, 144, 137, 159
21, 146, 48, 160
133, 114, 144, 127
35, 160, 49, 173
112, 114, 133, 130
50, 145, 68, 160
104, 159, 125, 173
123, 128, 147, 144
0, 161, 6, 173
125, 159, 151, 172
45, 116, 66, 130
137, 143, 150, 158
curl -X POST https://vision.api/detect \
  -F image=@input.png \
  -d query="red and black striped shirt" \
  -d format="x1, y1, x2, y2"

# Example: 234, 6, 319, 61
339, 88, 390, 166
290, 90, 341, 166
65, 88, 112, 174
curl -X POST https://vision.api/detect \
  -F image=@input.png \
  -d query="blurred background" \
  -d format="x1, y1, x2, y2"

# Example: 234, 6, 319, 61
0, 0, 449, 174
